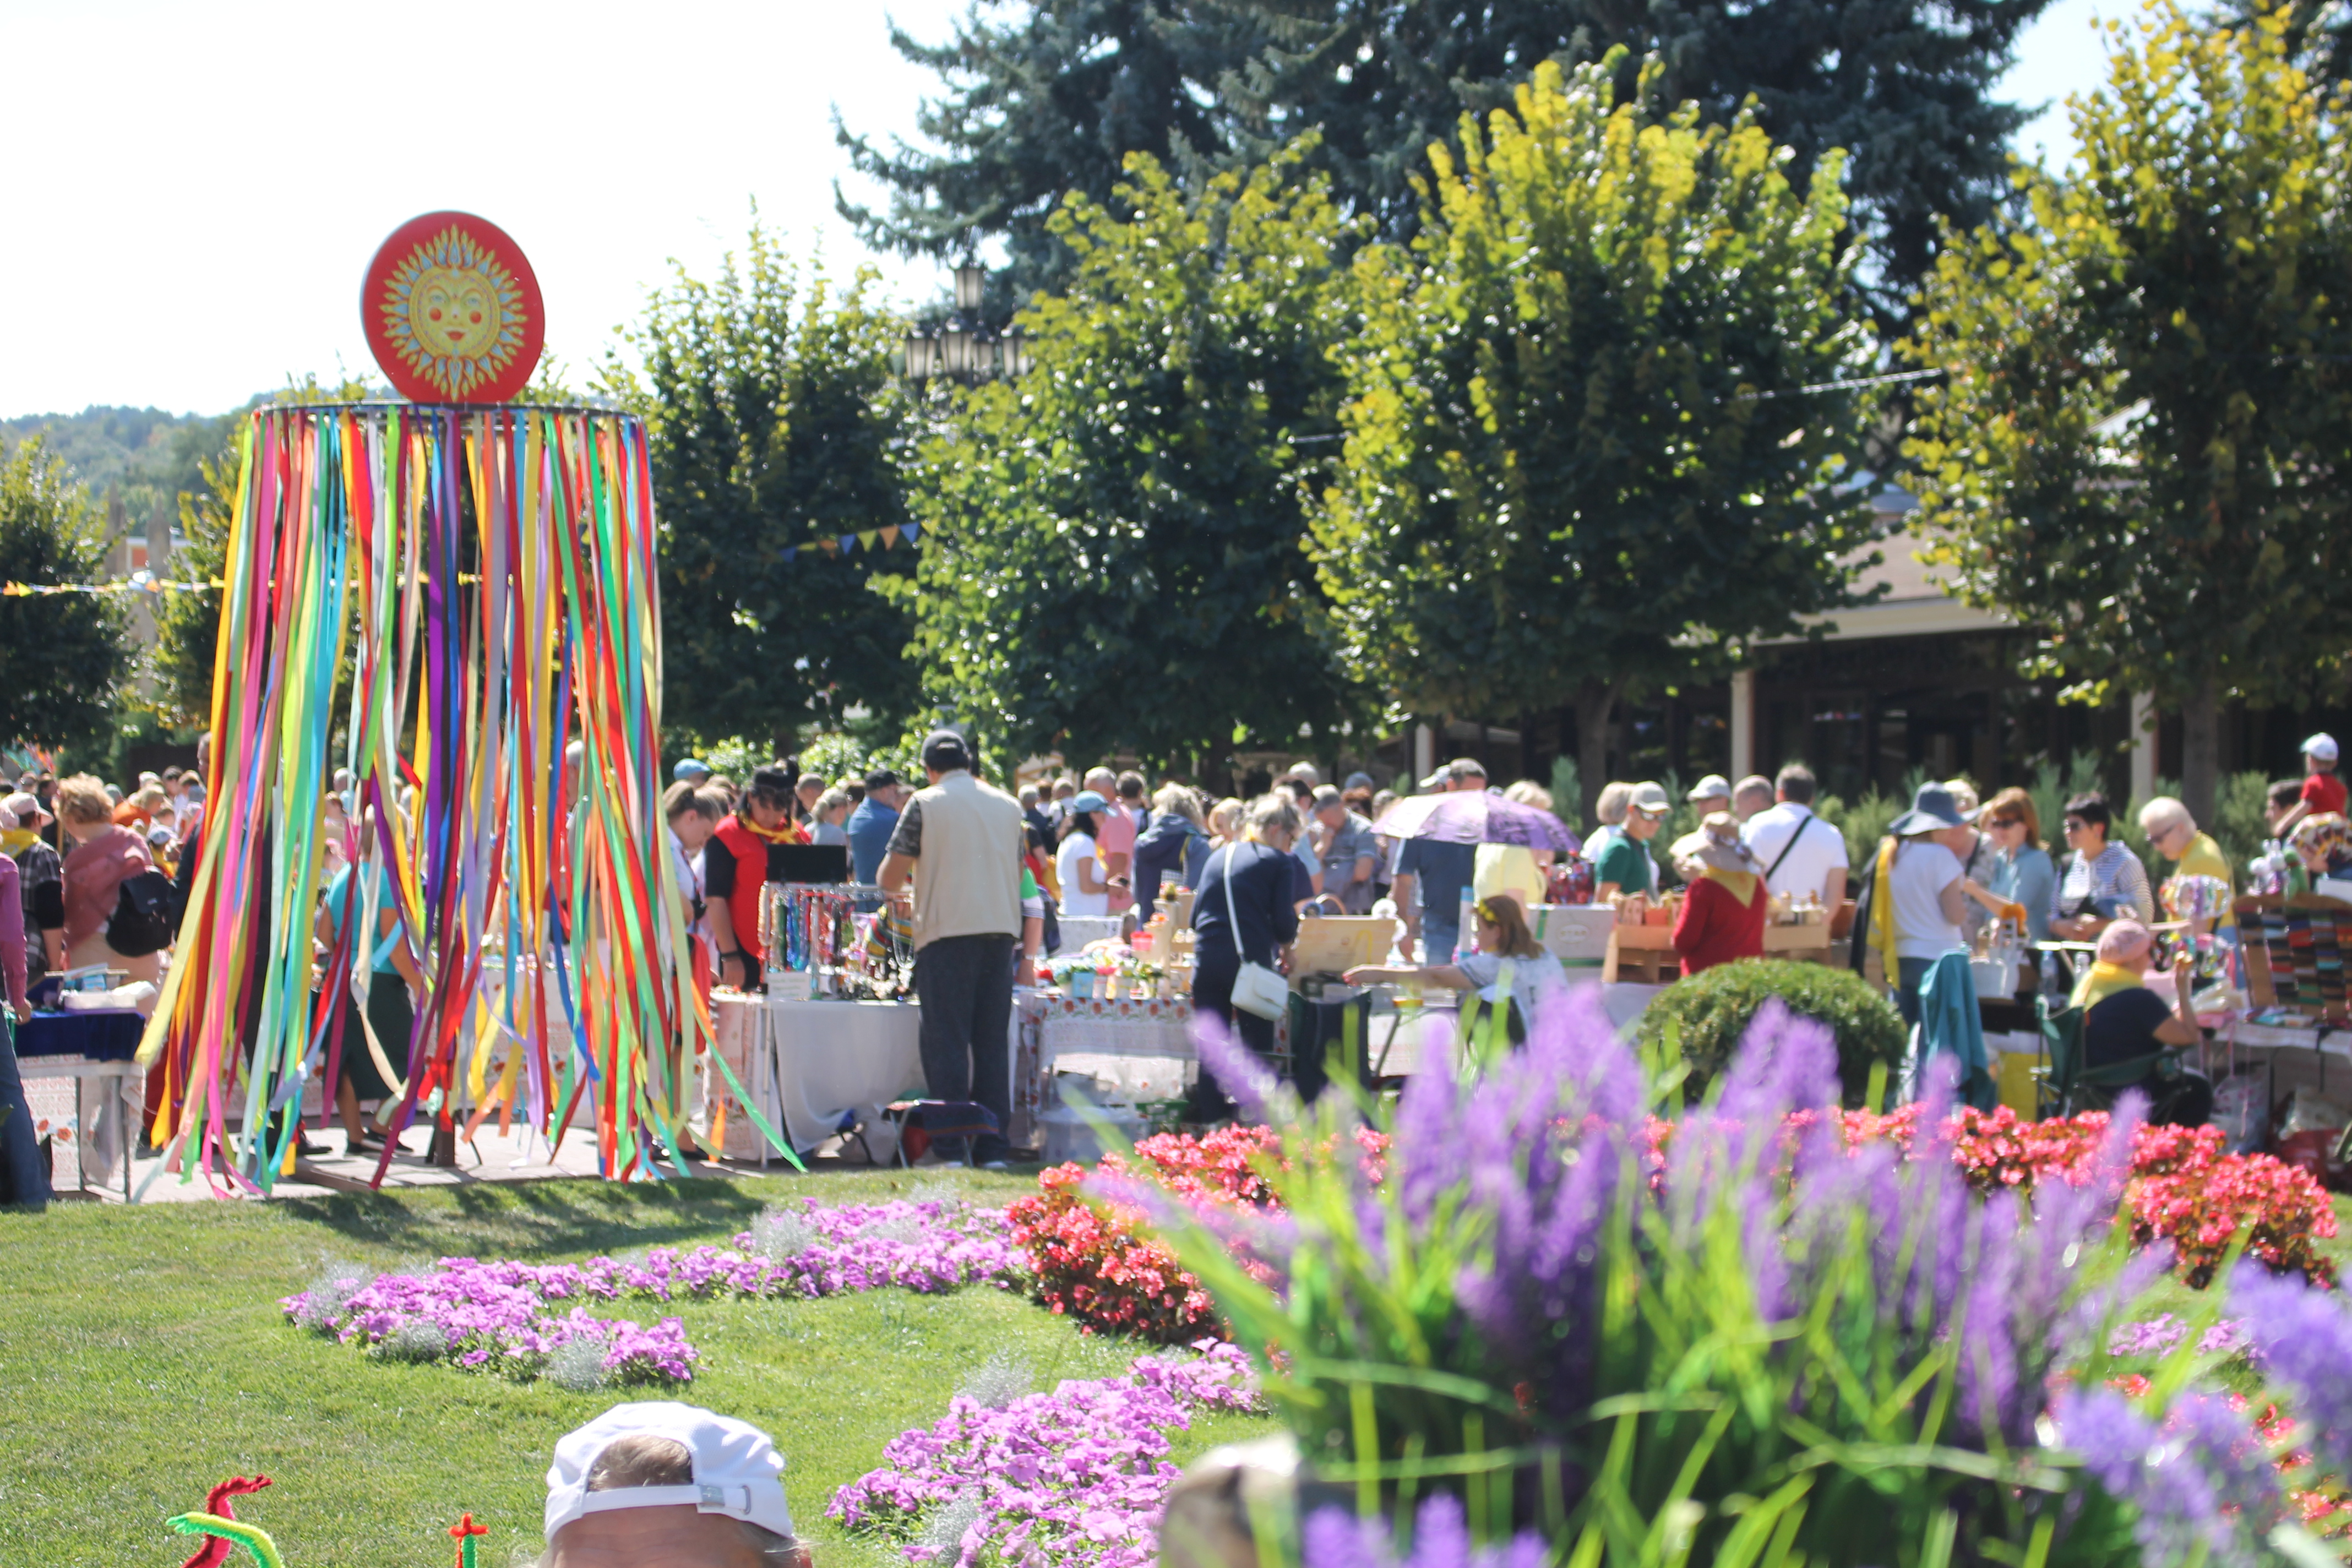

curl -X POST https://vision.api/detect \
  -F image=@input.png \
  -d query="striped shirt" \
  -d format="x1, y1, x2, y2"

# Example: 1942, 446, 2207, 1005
2052, 842, 2155, 925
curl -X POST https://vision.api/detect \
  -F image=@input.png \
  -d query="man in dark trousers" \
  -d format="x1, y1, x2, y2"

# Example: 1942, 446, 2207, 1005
878, 731, 1026, 1167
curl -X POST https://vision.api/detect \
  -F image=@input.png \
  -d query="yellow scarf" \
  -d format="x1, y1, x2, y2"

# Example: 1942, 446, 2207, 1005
2072, 960, 2145, 1012
1702, 868, 1760, 906
738, 814, 804, 847
0, 827, 34, 856
1867, 839, 1899, 959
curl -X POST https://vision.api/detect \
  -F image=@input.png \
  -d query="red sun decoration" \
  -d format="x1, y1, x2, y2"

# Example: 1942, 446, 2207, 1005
361, 211, 545, 402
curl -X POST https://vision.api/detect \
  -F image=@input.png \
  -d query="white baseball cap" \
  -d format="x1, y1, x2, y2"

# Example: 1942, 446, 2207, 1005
545, 1402, 794, 1544
2304, 733, 2339, 763
1629, 781, 1673, 815
1685, 775, 1732, 802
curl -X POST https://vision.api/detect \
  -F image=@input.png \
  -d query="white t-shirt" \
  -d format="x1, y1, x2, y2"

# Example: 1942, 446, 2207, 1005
1888, 839, 1965, 959
1057, 831, 1109, 917
1743, 802, 1849, 903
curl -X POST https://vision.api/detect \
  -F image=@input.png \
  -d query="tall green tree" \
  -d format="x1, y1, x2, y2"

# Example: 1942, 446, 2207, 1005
1904, 0, 2352, 823
835, 0, 1231, 306
0, 438, 134, 750
901, 143, 1367, 771
603, 229, 922, 754
1309, 57, 1880, 819
839, 0, 2052, 324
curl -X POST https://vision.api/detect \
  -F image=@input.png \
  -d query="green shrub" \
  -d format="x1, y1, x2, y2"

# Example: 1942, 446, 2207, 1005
1637, 958, 1904, 1105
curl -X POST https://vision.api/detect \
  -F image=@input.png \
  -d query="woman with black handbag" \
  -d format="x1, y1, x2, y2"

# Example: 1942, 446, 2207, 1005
1188, 794, 1304, 1120
55, 774, 168, 990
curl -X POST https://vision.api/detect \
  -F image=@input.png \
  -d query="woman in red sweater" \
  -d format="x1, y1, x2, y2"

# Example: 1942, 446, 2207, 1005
1672, 813, 1767, 977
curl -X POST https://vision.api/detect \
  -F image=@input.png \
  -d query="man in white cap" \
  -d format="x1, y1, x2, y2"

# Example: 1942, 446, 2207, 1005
2300, 733, 2346, 821
1592, 781, 1669, 902
541, 1401, 808, 1567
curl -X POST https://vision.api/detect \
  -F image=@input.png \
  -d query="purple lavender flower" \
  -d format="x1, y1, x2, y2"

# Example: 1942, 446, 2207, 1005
2232, 1264, 2352, 1481
1191, 1014, 1286, 1125
2054, 1385, 2278, 1566
1299, 1496, 1547, 1568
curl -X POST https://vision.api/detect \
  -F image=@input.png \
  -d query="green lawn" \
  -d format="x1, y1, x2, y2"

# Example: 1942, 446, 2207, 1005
0, 1170, 1273, 1568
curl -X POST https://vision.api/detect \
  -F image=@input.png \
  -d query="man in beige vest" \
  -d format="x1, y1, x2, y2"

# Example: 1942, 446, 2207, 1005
878, 729, 1026, 1166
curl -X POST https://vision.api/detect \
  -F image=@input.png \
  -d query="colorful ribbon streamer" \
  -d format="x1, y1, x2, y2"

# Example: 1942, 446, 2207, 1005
140, 404, 795, 1193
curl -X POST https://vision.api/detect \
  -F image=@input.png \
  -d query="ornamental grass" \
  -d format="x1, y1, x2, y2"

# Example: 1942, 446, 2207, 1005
1114, 992, 2352, 1566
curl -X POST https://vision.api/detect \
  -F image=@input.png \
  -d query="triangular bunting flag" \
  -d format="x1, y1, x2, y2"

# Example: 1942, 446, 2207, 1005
880, 525, 901, 548
858, 530, 879, 551
902, 521, 921, 543
781, 546, 797, 563
820, 537, 839, 554
839, 533, 858, 554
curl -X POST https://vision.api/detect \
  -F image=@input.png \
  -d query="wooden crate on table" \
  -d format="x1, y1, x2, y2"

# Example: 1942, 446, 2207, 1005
1762, 922, 1833, 962
1292, 916, 1399, 977
1605, 922, 1680, 984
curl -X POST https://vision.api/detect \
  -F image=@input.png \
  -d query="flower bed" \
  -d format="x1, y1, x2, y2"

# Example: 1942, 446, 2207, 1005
1859, 1106, 2337, 1286
829, 1341, 1261, 1568
1018, 1106, 2334, 1346
282, 1198, 1026, 1385
1006, 1127, 1384, 1343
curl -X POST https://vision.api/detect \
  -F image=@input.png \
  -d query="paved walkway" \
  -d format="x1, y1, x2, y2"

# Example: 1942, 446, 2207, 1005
50, 1123, 853, 1205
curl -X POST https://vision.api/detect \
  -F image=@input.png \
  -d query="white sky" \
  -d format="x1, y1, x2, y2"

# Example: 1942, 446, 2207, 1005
1, 0, 2122, 420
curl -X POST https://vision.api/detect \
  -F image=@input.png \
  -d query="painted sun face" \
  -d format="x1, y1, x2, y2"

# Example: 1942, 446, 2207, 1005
408, 266, 503, 360
375, 224, 528, 399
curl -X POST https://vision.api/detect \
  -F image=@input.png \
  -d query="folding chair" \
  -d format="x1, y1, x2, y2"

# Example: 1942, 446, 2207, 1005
2036, 994, 2188, 1118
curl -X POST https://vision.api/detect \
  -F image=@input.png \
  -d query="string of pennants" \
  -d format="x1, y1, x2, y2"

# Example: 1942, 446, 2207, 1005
780, 520, 919, 564
2, 578, 224, 597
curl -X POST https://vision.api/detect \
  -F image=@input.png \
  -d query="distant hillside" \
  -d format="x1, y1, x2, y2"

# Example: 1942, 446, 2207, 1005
0, 405, 242, 525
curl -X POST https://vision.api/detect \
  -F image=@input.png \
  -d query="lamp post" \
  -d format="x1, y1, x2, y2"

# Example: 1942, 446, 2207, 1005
902, 262, 1027, 387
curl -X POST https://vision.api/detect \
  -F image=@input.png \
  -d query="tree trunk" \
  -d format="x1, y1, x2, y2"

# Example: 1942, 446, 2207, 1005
1575, 680, 1621, 827
2181, 673, 2220, 827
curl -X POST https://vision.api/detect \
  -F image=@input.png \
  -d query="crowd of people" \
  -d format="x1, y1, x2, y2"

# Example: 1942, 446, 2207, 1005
6, 723, 2343, 1201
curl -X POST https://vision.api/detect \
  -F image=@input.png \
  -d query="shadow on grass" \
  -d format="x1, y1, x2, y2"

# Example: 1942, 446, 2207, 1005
274, 1177, 772, 1259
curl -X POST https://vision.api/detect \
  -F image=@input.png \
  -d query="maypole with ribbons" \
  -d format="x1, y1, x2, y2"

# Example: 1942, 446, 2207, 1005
137, 210, 797, 1193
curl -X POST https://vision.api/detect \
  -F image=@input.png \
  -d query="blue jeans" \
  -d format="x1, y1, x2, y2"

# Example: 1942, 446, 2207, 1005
1895, 956, 1935, 1028
1421, 913, 1461, 967
913, 934, 1016, 1163
0, 1012, 51, 1207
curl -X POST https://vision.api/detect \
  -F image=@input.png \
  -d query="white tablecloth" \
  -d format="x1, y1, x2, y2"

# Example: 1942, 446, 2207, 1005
760, 998, 927, 1151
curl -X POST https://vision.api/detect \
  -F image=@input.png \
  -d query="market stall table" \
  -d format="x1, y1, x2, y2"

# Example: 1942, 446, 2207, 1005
15, 1008, 146, 1202
754, 996, 927, 1158
1012, 991, 1197, 1148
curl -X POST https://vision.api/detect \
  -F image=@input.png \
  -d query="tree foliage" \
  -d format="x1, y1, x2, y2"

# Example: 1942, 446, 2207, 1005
0, 438, 134, 750
1309, 58, 1880, 814
901, 144, 1367, 771
151, 440, 236, 727
603, 228, 922, 753
835, 0, 1229, 306
1903, 0, 2352, 819
837, 0, 2052, 322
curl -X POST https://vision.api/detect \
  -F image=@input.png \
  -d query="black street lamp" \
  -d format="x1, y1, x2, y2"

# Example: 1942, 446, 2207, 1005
903, 262, 1027, 387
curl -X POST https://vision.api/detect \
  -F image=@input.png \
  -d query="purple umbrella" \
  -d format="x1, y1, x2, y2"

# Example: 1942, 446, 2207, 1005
1371, 790, 1582, 854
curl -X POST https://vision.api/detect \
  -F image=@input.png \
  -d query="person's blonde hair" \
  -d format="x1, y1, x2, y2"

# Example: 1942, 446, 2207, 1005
2138, 795, 2195, 840
1208, 797, 1243, 840
128, 785, 167, 813
1594, 781, 1635, 828
1473, 895, 1545, 959
1153, 782, 1204, 825
54, 774, 113, 826
814, 786, 852, 818
1504, 780, 1553, 810
1244, 794, 1302, 842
